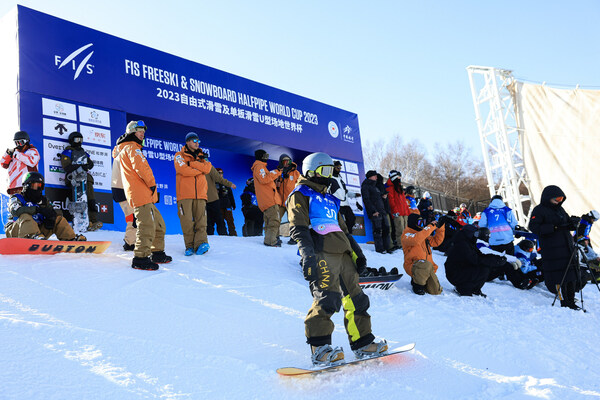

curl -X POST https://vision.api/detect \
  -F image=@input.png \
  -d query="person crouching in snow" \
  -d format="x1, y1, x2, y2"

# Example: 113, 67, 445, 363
444, 226, 508, 297
514, 239, 543, 288
287, 152, 387, 366
5, 172, 85, 241
401, 213, 445, 295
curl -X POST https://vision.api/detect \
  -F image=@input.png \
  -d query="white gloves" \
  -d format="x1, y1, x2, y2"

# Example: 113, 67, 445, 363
511, 259, 522, 270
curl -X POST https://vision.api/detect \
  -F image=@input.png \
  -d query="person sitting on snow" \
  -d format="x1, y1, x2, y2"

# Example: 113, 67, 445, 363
4, 172, 86, 241
401, 213, 445, 295
577, 237, 600, 284
514, 239, 543, 288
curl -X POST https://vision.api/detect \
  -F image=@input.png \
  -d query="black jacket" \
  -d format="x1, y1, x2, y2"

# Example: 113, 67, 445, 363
528, 185, 575, 273
361, 178, 386, 216
217, 183, 235, 210
444, 225, 506, 283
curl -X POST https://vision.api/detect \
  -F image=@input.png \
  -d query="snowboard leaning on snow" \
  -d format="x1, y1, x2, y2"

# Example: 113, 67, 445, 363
0, 238, 110, 255
358, 273, 403, 290
276, 342, 415, 376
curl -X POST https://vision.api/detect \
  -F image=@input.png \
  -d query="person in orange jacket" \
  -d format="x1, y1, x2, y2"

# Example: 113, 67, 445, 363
115, 120, 171, 270
276, 153, 301, 244
252, 149, 283, 246
174, 132, 213, 256
401, 213, 445, 295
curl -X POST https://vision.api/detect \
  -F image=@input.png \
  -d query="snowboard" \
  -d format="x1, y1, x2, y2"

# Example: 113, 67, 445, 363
0, 238, 110, 255
277, 342, 415, 377
359, 273, 403, 290
66, 166, 89, 235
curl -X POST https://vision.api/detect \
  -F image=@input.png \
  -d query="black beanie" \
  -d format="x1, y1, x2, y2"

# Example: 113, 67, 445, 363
407, 213, 425, 231
365, 170, 377, 179
255, 149, 267, 160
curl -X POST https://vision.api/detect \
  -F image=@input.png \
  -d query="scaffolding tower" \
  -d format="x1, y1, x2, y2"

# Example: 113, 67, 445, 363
467, 66, 533, 226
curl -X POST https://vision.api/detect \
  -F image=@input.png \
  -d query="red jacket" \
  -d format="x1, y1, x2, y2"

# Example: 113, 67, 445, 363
385, 178, 410, 216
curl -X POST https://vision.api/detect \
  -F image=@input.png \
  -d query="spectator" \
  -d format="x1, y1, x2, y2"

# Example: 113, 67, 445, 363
385, 170, 410, 249
1, 131, 40, 195
330, 161, 361, 235
115, 120, 171, 271
456, 203, 472, 226
216, 167, 237, 236
240, 178, 263, 237
418, 191, 434, 224
528, 185, 583, 310
404, 186, 419, 214
276, 154, 301, 244
433, 210, 462, 254
174, 132, 212, 256
401, 213, 445, 295
60, 131, 102, 231
5, 172, 85, 241
206, 165, 235, 236
252, 149, 282, 247
514, 239, 543, 288
361, 170, 393, 253
112, 136, 137, 251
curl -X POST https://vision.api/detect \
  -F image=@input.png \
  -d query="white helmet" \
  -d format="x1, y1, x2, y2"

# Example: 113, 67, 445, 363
302, 152, 334, 178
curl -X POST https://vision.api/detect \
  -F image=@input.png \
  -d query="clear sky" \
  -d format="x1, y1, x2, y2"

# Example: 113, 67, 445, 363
2, 0, 599, 155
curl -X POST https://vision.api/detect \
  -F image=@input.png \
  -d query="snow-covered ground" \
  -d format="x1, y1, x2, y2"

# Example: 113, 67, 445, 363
1, 230, 599, 400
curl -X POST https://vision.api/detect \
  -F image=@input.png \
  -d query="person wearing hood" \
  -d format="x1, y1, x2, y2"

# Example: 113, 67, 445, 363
1, 130, 40, 195
418, 191, 434, 224
287, 152, 387, 366
385, 170, 410, 248
478, 195, 518, 256
251, 149, 283, 246
433, 210, 462, 254
401, 213, 445, 295
276, 153, 301, 244
361, 170, 393, 253
444, 225, 508, 296
174, 132, 213, 256
240, 178, 263, 237
60, 131, 102, 231
5, 172, 85, 241
528, 185, 583, 309
114, 120, 171, 271
330, 161, 362, 235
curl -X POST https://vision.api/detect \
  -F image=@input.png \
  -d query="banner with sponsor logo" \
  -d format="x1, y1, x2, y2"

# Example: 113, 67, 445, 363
7, 6, 370, 239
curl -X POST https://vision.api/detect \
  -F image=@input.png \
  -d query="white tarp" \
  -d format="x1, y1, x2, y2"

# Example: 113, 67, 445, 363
513, 82, 600, 248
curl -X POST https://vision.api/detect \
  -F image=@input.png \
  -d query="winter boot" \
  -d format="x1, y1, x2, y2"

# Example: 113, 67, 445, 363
472, 288, 487, 298
195, 243, 210, 255
132, 256, 159, 271
353, 338, 388, 359
151, 251, 172, 264
287, 237, 297, 245
379, 267, 388, 276
311, 344, 344, 366
69, 234, 87, 241
87, 221, 103, 232
123, 241, 135, 251
411, 279, 426, 295
184, 247, 194, 256
389, 267, 399, 275
27, 233, 47, 240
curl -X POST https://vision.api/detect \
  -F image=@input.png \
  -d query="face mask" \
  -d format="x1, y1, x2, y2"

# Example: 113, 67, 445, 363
25, 187, 43, 203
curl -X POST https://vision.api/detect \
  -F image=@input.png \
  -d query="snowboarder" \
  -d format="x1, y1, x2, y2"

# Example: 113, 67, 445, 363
478, 195, 517, 255
112, 137, 137, 251
401, 213, 445, 295
528, 185, 582, 309
252, 149, 283, 247
287, 152, 387, 366
404, 186, 419, 214
174, 132, 213, 256
514, 239, 543, 287
5, 172, 85, 241
1, 131, 40, 195
240, 178, 263, 237
60, 131, 102, 231
115, 121, 171, 271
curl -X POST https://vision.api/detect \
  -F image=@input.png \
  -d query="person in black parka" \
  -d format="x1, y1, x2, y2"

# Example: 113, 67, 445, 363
433, 210, 462, 254
528, 185, 583, 309
444, 225, 507, 297
361, 171, 393, 253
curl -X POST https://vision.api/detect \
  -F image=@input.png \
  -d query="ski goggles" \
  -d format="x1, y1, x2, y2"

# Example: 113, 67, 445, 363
14, 139, 27, 147
30, 182, 43, 190
72, 137, 83, 143
417, 218, 426, 228
134, 120, 147, 131
314, 165, 334, 178
553, 196, 565, 203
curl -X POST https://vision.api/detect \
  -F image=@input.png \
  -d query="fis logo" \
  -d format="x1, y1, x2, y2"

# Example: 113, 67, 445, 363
54, 43, 95, 80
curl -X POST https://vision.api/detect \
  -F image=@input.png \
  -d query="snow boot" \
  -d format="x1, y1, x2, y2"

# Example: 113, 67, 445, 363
472, 289, 487, 298
87, 221, 103, 232
184, 247, 194, 256
132, 256, 159, 271
27, 233, 46, 240
195, 243, 210, 255
151, 251, 172, 264
311, 344, 344, 366
411, 279, 426, 295
123, 241, 135, 251
379, 267, 388, 276
287, 237, 297, 245
353, 338, 388, 359
69, 234, 87, 241
389, 267, 399, 275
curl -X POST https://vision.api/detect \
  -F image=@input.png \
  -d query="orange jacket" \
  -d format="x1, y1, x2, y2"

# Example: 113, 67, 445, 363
251, 160, 282, 211
174, 146, 212, 201
113, 140, 158, 208
278, 165, 301, 204
401, 224, 445, 276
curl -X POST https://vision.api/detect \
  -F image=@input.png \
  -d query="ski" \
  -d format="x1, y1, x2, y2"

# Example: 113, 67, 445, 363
0, 238, 110, 255
276, 342, 415, 377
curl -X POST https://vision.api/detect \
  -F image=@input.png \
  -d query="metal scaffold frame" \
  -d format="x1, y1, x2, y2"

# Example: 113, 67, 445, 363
467, 65, 533, 226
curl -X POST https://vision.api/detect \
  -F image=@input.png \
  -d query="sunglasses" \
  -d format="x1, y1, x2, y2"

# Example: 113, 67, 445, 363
189, 139, 200, 144
14, 139, 28, 146
315, 165, 334, 178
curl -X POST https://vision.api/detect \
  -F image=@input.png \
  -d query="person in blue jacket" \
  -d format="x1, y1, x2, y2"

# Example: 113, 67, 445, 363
478, 195, 518, 255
